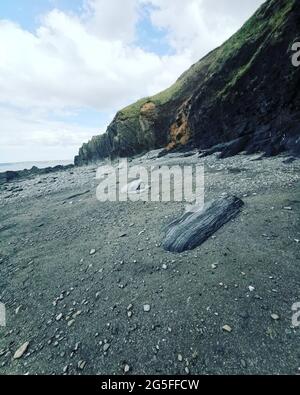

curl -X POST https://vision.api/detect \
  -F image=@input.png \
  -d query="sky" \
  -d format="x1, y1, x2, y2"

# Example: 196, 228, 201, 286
0, 0, 265, 163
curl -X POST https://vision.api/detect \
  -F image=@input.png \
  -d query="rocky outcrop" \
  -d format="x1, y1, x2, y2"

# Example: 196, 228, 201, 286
163, 196, 244, 253
75, 0, 300, 165
0, 164, 74, 185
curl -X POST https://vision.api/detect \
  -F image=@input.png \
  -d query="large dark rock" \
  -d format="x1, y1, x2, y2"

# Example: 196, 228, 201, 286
162, 196, 244, 253
75, 0, 300, 165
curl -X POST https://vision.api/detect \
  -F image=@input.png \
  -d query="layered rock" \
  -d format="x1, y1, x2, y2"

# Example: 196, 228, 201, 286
75, 0, 300, 165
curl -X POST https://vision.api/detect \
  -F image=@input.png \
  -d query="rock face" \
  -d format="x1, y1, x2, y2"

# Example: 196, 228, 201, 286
75, 0, 300, 165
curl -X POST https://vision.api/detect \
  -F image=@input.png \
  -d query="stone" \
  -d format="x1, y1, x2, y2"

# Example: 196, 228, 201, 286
143, 304, 151, 312
15, 306, 22, 314
241, 359, 247, 368
271, 313, 280, 321
163, 196, 244, 253
13, 342, 29, 359
78, 360, 86, 370
222, 325, 233, 333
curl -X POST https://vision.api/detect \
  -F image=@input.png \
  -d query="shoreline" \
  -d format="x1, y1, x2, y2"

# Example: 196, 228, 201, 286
0, 151, 299, 374
0, 163, 75, 185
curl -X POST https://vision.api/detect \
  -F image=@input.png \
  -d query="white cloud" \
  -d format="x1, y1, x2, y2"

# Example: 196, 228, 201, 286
0, 0, 264, 162
85, 0, 138, 42
0, 6, 188, 111
144, 0, 264, 62
0, 105, 100, 161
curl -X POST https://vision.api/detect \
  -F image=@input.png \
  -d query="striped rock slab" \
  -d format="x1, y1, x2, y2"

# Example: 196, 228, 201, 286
163, 196, 244, 253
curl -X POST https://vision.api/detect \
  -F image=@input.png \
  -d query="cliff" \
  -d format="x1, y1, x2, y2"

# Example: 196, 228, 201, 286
75, 0, 300, 165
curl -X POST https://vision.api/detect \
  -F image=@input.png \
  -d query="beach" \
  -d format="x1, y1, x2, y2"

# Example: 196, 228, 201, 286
0, 151, 299, 374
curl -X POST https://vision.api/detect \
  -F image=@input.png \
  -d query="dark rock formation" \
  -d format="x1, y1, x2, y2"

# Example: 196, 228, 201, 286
0, 164, 74, 185
162, 196, 244, 253
75, 0, 300, 165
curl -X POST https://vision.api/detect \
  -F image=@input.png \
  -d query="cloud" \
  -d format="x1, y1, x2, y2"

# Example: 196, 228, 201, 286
0, 5, 188, 112
144, 0, 264, 61
0, 105, 100, 161
85, 0, 138, 42
0, 0, 265, 162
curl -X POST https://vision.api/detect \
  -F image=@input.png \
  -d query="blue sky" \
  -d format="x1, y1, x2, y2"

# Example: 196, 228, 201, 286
0, 0, 84, 30
0, 0, 264, 162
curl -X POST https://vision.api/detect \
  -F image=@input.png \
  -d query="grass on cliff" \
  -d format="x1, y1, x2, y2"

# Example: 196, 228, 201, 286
118, 0, 295, 121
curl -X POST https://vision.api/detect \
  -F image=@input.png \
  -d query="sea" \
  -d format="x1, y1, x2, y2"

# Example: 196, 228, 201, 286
0, 160, 73, 173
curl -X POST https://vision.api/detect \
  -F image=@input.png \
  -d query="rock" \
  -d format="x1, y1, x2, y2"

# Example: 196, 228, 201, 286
124, 364, 130, 373
78, 360, 86, 370
103, 343, 111, 352
162, 196, 244, 253
248, 286, 255, 292
56, 313, 63, 321
121, 180, 149, 195
15, 306, 22, 314
162, 264, 168, 270
222, 325, 233, 333
90, 249, 96, 256
271, 313, 280, 321
72, 310, 82, 318
143, 304, 151, 312
241, 359, 247, 368
13, 342, 29, 359
178, 354, 183, 362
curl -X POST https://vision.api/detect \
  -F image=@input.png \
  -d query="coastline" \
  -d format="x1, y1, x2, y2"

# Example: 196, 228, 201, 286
0, 151, 299, 374
0, 163, 75, 185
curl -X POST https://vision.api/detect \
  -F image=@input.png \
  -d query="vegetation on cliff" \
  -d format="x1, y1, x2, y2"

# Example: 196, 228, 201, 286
75, 0, 299, 165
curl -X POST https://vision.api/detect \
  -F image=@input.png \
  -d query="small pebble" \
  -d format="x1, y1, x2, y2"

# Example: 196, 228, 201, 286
271, 313, 280, 321
143, 304, 151, 312
222, 325, 233, 333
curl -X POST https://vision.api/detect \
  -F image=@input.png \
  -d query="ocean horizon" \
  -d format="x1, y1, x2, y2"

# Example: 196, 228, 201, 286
0, 160, 73, 173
